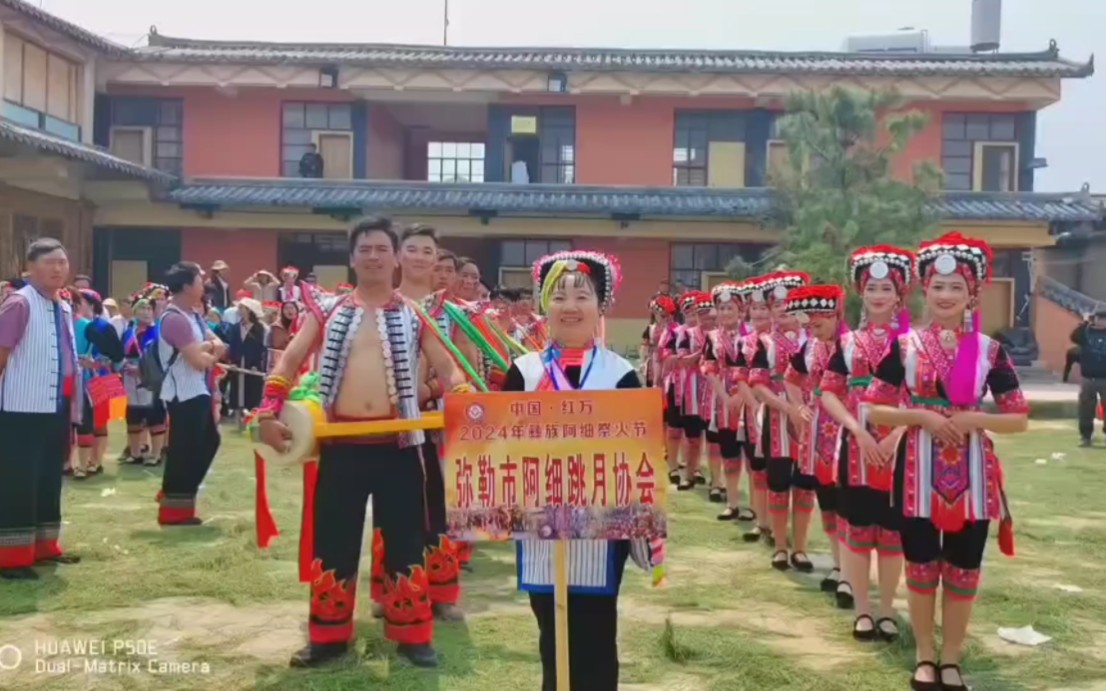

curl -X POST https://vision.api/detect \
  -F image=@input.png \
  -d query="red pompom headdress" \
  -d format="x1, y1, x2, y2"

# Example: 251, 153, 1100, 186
678, 292, 699, 312
849, 245, 915, 293
650, 294, 677, 316
784, 284, 846, 321
753, 271, 810, 304
693, 291, 714, 312
916, 232, 993, 292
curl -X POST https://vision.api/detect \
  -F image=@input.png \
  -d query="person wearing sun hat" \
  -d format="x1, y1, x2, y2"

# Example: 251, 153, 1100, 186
504, 250, 664, 691
780, 284, 846, 582
819, 245, 916, 631
863, 232, 1029, 691
746, 270, 810, 558
204, 260, 231, 310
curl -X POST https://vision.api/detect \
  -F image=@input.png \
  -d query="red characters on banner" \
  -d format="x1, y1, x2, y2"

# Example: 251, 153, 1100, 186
592, 453, 608, 506
544, 457, 564, 505
615, 453, 633, 506
477, 455, 496, 507
455, 457, 474, 509
523, 456, 541, 507
636, 454, 657, 505
567, 454, 587, 506
500, 456, 518, 506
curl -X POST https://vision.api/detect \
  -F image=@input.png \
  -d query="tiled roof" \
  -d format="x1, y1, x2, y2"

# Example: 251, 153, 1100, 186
0, 120, 177, 183
136, 32, 1094, 79
165, 179, 1103, 223
0, 0, 128, 55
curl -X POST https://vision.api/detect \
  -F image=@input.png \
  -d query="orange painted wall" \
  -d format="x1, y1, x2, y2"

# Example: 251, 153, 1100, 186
1033, 293, 1081, 379
367, 105, 405, 179
180, 228, 279, 289
572, 236, 668, 318
107, 86, 357, 178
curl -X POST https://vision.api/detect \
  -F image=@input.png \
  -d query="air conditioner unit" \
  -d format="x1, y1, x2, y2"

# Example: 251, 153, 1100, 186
845, 30, 930, 54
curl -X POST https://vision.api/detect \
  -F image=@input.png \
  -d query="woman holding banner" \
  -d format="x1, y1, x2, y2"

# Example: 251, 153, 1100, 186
503, 250, 663, 691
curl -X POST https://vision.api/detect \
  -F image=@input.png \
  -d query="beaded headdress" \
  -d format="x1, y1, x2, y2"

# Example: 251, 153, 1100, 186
532, 251, 621, 313
849, 245, 916, 293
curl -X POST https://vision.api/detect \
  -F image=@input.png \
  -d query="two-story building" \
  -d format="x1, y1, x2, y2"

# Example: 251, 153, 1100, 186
0, 0, 1098, 352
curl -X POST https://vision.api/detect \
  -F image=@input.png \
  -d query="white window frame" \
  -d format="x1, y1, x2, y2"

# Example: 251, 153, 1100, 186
972, 141, 1019, 192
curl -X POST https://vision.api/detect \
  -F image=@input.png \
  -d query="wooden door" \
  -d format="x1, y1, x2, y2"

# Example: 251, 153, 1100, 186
979, 279, 1013, 336
312, 265, 349, 291
316, 133, 353, 179
111, 260, 147, 301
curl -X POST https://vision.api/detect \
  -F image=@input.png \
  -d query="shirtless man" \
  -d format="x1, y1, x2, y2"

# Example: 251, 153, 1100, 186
257, 217, 469, 669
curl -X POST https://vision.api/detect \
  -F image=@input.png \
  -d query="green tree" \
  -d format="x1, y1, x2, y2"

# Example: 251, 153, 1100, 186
730, 88, 941, 301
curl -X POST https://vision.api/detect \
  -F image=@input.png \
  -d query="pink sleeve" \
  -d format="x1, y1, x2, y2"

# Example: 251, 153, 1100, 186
160, 311, 198, 349
0, 295, 30, 349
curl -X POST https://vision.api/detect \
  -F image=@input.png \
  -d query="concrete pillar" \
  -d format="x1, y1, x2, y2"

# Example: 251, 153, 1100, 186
82, 57, 96, 144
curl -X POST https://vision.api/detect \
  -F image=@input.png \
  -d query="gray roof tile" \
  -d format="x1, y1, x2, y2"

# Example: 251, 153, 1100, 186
136, 33, 1093, 78
165, 179, 1103, 223
0, 120, 177, 183
0, 0, 128, 55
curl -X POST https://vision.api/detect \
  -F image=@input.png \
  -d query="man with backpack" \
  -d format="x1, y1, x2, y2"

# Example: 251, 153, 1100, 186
155, 262, 227, 526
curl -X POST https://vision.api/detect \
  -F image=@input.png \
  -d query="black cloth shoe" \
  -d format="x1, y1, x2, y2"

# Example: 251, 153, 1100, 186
161, 517, 204, 527
789, 551, 814, 573
910, 661, 941, 691
708, 488, 725, 503
820, 568, 840, 593
939, 663, 971, 691
852, 614, 877, 641
289, 642, 348, 668
1080, 438, 1092, 448
397, 643, 438, 668
771, 550, 789, 571
835, 581, 855, 609
876, 617, 899, 642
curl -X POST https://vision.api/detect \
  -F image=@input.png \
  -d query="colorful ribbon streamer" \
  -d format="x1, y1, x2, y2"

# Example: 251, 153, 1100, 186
407, 299, 489, 392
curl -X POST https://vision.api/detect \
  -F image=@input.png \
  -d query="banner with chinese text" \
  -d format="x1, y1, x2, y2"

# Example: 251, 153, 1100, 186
443, 389, 667, 542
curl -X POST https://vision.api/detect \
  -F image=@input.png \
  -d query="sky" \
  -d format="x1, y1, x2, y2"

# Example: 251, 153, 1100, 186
37, 0, 1104, 192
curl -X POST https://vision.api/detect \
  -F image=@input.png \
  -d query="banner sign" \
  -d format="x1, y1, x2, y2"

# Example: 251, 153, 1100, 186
443, 389, 667, 541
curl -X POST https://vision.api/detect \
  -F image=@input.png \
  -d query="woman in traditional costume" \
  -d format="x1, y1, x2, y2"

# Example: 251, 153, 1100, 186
747, 271, 810, 566
781, 285, 846, 579
504, 250, 662, 691
642, 294, 677, 388
120, 298, 167, 465
702, 282, 759, 514
819, 246, 915, 629
865, 232, 1027, 691
739, 276, 774, 543
658, 294, 689, 484
73, 289, 125, 478
675, 292, 715, 490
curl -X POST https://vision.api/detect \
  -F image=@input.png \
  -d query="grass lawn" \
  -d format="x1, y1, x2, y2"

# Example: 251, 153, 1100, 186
1, 420, 1105, 690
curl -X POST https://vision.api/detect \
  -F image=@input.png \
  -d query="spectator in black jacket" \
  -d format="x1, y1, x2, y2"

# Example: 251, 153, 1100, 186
1072, 308, 1106, 446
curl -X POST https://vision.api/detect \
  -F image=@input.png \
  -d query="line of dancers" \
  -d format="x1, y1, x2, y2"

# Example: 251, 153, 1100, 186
642, 233, 1030, 691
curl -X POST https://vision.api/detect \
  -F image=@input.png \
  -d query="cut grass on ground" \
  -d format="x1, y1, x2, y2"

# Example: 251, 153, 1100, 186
0, 420, 1104, 690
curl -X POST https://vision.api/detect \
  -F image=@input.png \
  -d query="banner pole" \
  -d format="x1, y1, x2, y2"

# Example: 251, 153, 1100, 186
553, 539, 570, 691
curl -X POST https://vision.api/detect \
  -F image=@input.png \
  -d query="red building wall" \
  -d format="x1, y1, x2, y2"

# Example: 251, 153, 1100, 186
108, 86, 357, 178
180, 228, 279, 288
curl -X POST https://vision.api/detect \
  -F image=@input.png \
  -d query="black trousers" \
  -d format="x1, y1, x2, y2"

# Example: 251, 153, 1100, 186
0, 406, 71, 568
421, 440, 448, 541
160, 395, 220, 522
1078, 377, 1106, 440
529, 544, 628, 691
312, 441, 429, 644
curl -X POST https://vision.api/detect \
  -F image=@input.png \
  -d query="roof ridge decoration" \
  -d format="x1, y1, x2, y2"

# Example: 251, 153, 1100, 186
133, 29, 1094, 79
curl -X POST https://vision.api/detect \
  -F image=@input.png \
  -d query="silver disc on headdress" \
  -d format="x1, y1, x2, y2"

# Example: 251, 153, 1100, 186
563, 259, 580, 272
773, 285, 788, 300
934, 253, 958, 276
717, 289, 733, 303
751, 291, 765, 303
794, 311, 810, 324
868, 260, 890, 280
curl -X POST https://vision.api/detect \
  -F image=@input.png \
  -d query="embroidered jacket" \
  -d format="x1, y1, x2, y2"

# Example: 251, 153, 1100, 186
302, 285, 424, 448
819, 325, 897, 491
784, 337, 840, 482
748, 328, 806, 459
864, 327, 1029, 531
700, 327, 747, 432
508, 349, 660, 594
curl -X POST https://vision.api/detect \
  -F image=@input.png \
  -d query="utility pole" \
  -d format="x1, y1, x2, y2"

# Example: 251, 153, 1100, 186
443, 0, 450, 46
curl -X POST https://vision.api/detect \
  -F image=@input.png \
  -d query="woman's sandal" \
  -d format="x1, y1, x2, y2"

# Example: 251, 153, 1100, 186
677, 478, 695, 491
910, 661, 941, 691
771, 550, 790, 571
667, 470, 681, 485
820, 567, 840, 593
852, 614, 877, 641
708, 487, 725, 503
939, 663, 971, 691
790, 551, 814, 573
742, 525, 763, 543
875, 617, 899, 642
693, 472, 707, 485
737, 508, 757, 522
716, 506, 738, 521
835, 580, 855, 609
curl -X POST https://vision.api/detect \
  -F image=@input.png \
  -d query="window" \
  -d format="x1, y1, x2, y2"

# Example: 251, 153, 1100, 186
109, 98, 183, 175
499, 239, 572, 285
281, 102, 354, 178
539, 108, 575, 184
673, 111, 747, 188
670, 243, 758, 290
766, 140, 791, 181
428, 142, 485, 183
942, 113, 1020, 192
498, 268, 535, 291
2, 33, 81, 141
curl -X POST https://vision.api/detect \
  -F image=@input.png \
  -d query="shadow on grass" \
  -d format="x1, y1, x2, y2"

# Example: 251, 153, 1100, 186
130, 525, 225, 547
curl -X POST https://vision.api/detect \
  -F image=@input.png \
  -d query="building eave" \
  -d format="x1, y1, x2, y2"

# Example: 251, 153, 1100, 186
0, 120, 177, 184
161, 179, 1103, 224
0, 0, 129, 56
